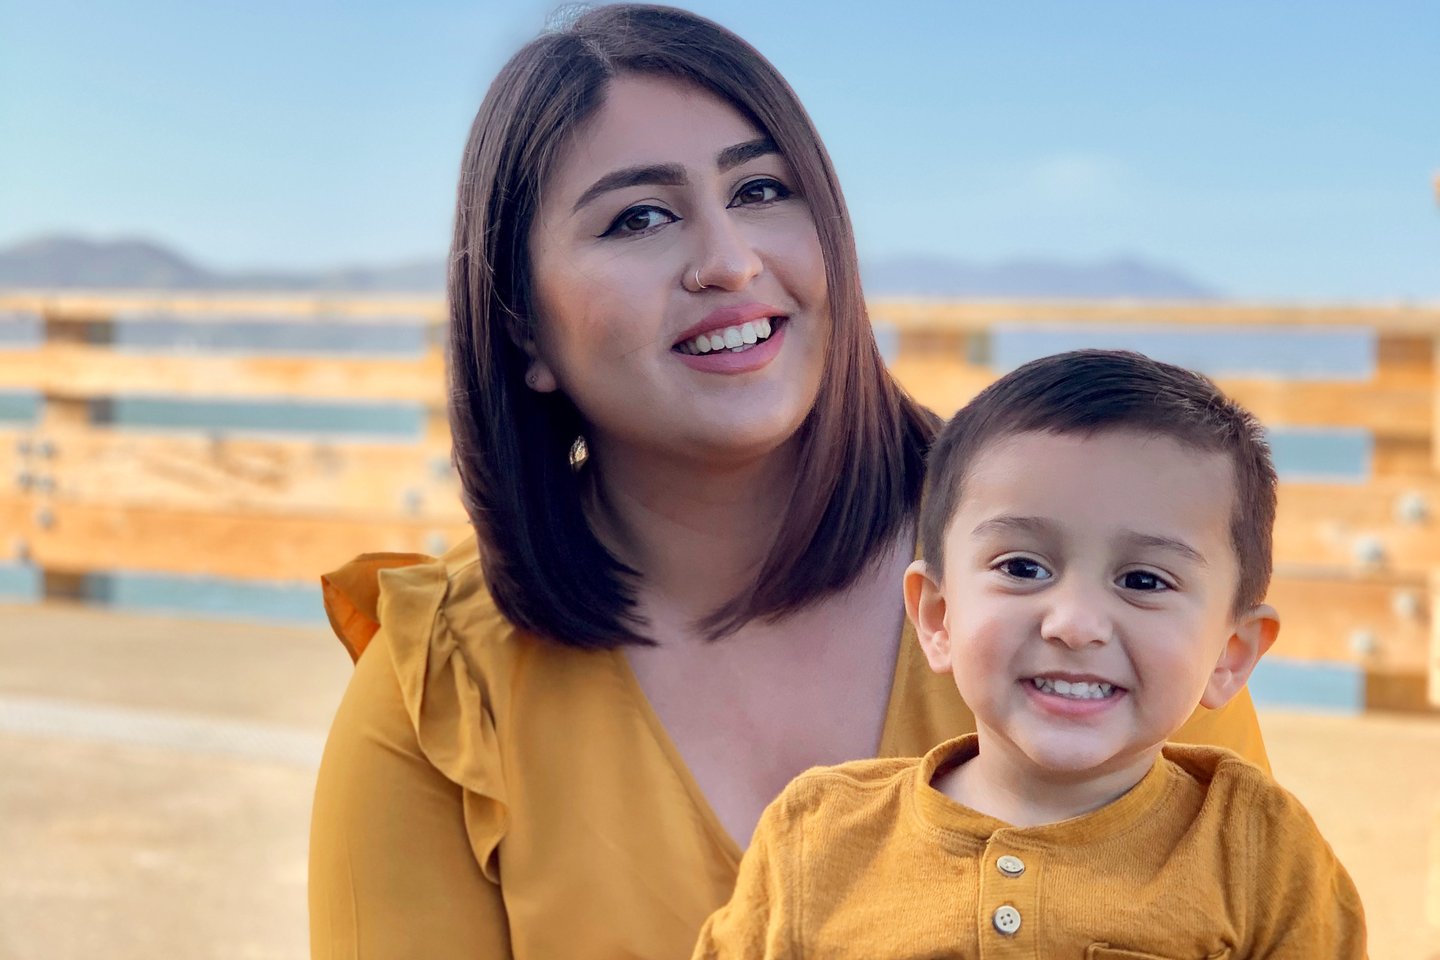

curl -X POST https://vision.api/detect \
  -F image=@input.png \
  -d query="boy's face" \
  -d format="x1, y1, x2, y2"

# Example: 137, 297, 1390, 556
907, 429, 1276, 785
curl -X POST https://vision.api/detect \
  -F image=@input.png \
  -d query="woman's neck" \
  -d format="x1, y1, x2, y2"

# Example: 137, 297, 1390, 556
583, 436, 802, 622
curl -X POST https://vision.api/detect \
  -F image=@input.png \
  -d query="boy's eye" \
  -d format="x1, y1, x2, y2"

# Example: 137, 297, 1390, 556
730, 177, 790, 206
1120, 570, 1170, 592
997, 558, 1051, 581
601, 204, 678, 237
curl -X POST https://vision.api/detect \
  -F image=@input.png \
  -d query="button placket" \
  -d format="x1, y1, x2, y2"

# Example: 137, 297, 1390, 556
978, 839, 1039, 957
996, 854, 1025, 878
992, 904, 1022, 935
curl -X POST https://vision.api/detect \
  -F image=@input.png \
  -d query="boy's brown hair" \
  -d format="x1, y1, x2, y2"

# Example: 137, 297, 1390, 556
919, 349, 1278, 617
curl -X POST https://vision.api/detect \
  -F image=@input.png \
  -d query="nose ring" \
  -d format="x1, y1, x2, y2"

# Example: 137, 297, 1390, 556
693, 268, 709, 291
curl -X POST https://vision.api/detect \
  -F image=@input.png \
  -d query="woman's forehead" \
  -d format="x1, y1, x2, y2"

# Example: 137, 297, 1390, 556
547, 74, 764, 196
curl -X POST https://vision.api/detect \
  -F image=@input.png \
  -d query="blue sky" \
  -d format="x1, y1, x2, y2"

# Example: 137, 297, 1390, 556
2, 0, 1436, 300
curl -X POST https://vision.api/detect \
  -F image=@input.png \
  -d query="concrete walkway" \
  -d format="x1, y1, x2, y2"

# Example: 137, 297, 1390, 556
1, 602, 1436, 959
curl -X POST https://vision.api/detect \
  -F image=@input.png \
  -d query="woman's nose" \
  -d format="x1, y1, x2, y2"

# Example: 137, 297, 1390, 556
688, 212, 764, 292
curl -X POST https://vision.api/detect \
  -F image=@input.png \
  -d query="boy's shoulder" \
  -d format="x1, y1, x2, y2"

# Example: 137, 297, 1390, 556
1160, 741, 1320, 828
764, 755, 922, 827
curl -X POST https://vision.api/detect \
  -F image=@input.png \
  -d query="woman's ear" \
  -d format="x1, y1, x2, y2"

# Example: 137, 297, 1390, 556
510, 314, 559, 394
524, 358, 558, 393
905, 560, 953, 675
1200, 603, 1280, 710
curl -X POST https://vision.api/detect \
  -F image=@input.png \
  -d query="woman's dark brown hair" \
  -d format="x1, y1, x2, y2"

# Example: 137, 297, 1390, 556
449, 3, 937, 648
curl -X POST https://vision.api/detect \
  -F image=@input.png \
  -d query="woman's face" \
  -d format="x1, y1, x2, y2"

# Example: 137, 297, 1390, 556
527, 73, 828, 467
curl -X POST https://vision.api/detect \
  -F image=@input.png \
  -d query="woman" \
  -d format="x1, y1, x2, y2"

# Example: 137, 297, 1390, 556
309, 6, 1270, 958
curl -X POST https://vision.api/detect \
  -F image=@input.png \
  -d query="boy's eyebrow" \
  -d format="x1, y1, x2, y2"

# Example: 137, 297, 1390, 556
971, 515, 1055, 538
970, 518, 1209, 566
1120, 532, 1209, 566
570, 138, 779, 213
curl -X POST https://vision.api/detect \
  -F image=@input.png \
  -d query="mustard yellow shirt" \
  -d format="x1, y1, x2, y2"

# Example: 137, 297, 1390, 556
695, 735, 1365, 959
308, 539, 1271, 960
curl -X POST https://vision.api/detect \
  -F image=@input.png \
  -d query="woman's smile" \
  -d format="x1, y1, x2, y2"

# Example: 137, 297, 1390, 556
672, 303, 789, 373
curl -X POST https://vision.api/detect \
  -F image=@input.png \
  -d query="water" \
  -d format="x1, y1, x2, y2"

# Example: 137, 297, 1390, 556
1247, 657, 1364, 714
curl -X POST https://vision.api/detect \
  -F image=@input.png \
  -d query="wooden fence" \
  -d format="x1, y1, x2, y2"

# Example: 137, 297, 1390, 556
1, 292, 1437, 710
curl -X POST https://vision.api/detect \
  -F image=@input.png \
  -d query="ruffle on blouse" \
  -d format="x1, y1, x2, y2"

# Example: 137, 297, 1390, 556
322, 546, 510, 883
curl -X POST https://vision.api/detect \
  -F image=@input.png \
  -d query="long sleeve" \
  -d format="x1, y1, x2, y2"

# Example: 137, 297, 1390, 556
1244, 776, 1367, 959
308, 627, 512, 959
691, 797, 797, 960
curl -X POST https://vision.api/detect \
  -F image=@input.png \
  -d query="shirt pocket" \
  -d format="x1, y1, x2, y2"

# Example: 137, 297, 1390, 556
1086, 946, 1231, 960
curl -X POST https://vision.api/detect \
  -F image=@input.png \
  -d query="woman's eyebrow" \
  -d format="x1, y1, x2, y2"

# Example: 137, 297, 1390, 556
572, 163, 686, 213
570, 138, 780, 214
717, 137, 778, 171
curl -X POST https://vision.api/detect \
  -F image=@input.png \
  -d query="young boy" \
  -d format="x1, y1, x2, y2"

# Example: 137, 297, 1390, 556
693, 350, 1366, 958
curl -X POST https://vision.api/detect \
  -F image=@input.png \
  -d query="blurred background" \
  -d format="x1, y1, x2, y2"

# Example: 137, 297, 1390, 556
1, 1, 1437, 957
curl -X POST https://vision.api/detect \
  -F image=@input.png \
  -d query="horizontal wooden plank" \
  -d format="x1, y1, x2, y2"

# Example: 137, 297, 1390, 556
2, 496, 471, 581
1280, 478, 1440, 529
1373, 437, 1434, 476
887, 357, 1433, 437
0, 428, 464, 518
0, 344, 445, 402
1363, 669, 1439, 713
1271, 480, 1440, 577
1265, 572, 1430, 671
0, 293, 443, 323
7, 293, 1438, 332
873, 299, 1440, 333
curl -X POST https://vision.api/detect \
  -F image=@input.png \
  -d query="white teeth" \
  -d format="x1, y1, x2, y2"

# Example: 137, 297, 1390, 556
681, 319, 778, 355
1031, 677, 1116, 700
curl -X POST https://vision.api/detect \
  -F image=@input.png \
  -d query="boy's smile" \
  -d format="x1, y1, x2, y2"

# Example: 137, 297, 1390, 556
907, 428, 1277, 824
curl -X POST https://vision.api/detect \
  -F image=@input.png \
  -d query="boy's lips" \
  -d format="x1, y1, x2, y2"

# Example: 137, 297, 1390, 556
1023, 673, 1128, 702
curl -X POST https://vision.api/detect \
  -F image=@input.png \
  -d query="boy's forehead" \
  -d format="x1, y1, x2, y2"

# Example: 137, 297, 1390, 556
952, 428, 1238, 533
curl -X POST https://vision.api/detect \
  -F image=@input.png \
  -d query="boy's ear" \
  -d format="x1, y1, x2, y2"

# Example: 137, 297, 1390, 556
904, 559, 953, 675
1200, 603, 1280, 710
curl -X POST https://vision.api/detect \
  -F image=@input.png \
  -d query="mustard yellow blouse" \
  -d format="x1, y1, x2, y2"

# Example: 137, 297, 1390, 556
309, 538, 1270, 960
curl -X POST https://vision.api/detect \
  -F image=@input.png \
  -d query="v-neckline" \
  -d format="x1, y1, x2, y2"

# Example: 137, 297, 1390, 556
612, 614, 921, 866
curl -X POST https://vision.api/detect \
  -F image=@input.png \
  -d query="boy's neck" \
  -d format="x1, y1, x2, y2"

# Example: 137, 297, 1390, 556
933, 734, 1163, 828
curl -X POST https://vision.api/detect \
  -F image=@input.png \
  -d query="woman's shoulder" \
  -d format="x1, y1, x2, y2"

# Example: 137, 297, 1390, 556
320, 535, 518, 664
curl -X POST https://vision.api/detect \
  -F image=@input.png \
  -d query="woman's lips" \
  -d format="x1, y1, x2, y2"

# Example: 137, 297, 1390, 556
671, 303, 785, 350
674, 316, 776, 355
674, 320, 787, 374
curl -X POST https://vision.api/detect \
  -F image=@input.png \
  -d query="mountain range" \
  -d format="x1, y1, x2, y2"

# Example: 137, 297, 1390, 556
0, 235, 1219, 299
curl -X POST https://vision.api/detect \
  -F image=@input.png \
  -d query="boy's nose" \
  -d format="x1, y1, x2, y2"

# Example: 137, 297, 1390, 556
1040, 588, 1115, 650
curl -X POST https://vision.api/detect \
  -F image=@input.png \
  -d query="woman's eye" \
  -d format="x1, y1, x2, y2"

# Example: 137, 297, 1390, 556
998, 558, 1051, 581
731, 178, 790, 207
1120, 570, 1170, 592
601, 204, 677, 237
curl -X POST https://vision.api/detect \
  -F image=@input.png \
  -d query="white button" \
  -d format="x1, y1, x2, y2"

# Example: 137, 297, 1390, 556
992, 904, 1021, 936
996, 854, 1025, 877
